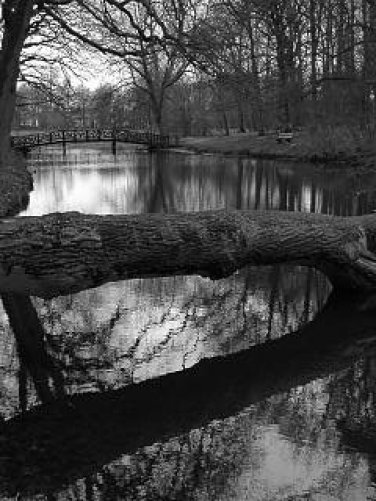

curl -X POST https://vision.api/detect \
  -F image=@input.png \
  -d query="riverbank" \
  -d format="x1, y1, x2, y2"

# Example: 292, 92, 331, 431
0, 152, 33, 217
180, 128, 376, 168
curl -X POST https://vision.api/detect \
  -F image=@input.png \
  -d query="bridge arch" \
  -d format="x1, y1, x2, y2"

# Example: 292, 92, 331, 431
11, 128, 178, 152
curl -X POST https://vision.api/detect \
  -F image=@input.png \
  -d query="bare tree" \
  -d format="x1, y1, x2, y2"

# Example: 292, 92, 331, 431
0, 0, 197, 162
0, 1, 35, 162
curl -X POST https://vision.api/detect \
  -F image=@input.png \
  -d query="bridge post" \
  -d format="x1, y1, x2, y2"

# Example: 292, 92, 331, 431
111, 128, 117, 155
62, 130, 66, 156
86, 130, 89, 143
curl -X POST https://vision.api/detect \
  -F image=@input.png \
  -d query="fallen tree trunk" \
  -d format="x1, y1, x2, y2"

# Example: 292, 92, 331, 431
2, 209, 376, 298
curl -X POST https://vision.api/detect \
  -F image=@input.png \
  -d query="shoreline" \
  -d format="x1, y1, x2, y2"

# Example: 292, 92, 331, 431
179, 132, 376, 168
0, 152, 33, 218
2, 130, 375, 219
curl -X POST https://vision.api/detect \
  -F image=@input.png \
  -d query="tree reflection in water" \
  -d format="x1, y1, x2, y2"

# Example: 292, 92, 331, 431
1, 268, 376, 498
0, 264, 329, 410
3, 147, 376, 499
18, 146, 376, 217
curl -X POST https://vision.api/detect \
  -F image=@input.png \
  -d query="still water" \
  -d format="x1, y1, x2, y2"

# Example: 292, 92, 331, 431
2, 144, 376, 499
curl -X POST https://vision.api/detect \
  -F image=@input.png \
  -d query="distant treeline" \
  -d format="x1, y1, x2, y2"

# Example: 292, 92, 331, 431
12, 1, 376, 137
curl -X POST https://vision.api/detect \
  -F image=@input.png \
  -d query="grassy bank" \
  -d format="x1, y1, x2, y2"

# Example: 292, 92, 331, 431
180, 126, 376, 167
0, 151, 33, 217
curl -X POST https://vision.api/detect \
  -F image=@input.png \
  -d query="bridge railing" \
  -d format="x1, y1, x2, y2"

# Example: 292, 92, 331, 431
10, 128, 179, 150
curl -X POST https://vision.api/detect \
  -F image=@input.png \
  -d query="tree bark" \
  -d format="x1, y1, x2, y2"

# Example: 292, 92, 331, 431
247, 17, 263, 129
2, 210, 376, 298
310, 0, 318, 101
0, 1, 34, 163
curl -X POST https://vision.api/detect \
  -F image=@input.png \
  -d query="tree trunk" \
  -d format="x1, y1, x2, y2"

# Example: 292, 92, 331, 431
348, 0, 356, 74
275, 33, 290, 125
366, 0, 376, 88
2, 293, 65, 404
222, 110, 230, 136
269, 3, 295, 126
0, 1, 34, 163
2, 210, 376, 298
237, 99, 246, 133
324, 1, 334, 76
310, 0, 318, 101
336, 0, 346, 73
247, 18, 263, 129
150, 93, 166, 134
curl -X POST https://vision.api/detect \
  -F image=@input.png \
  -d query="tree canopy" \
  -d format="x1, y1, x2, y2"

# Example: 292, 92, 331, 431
3, 1, 376, 143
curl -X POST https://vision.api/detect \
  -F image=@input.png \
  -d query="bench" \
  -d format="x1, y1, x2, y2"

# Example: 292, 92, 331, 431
277, 132, 293, 143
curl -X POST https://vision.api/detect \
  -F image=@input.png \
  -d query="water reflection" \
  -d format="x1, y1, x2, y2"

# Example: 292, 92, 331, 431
2, 144, 376, 499
19, 143, 376, 216
1, 291, 376, 499
0, 265, 329, 415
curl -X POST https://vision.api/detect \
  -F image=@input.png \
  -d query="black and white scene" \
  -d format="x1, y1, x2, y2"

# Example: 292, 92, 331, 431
2, 1, 376, 499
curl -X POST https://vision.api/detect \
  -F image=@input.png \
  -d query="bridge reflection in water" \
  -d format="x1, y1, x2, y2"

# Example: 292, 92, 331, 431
10, 128, 177, 152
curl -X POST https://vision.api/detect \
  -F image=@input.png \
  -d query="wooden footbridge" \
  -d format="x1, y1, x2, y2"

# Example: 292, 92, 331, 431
10, 128, 179, 152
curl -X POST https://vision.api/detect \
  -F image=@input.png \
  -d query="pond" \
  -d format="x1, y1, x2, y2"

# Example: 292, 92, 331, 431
2, 143, 376, 499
